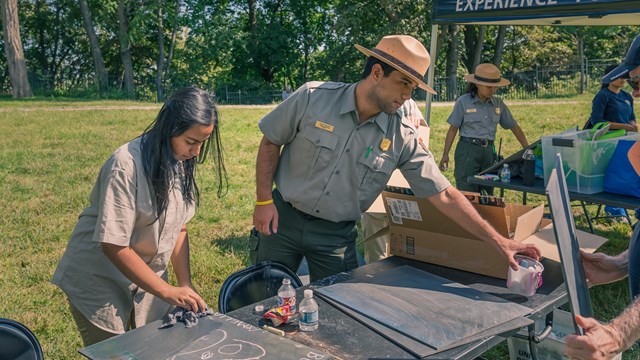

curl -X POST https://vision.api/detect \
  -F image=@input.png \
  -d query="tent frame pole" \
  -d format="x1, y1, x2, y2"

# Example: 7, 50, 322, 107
425, 24, 439, 127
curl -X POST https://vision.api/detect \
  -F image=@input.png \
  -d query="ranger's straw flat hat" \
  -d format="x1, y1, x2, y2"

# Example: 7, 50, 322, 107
355, 35, 436, 94
464, 63, 510, 87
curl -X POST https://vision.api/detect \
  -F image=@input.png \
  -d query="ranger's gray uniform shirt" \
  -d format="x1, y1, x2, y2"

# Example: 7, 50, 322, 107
259, 81, 450, 222
52, 138, 195, 333
447, 93, 517, 140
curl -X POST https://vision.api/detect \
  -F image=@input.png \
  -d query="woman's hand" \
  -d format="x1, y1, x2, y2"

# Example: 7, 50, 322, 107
439, 155, 449, 171
162, 284, 207, 313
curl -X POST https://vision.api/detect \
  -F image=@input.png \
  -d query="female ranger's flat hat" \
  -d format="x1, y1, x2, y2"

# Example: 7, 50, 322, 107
602, 34, 640, 84
355, 35, 436, 94
464, 63, 511, 87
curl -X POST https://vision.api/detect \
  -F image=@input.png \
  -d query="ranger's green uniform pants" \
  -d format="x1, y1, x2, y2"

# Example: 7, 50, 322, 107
250, 189, 359, 282
454, 139, 496, 195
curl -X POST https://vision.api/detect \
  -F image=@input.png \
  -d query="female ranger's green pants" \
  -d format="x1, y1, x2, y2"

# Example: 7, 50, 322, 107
453, 139, 496, 195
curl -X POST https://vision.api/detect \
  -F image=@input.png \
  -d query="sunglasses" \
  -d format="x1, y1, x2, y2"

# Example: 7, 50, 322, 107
626, 75, 640, 91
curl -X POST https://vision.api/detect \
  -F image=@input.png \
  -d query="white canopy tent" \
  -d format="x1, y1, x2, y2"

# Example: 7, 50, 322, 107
424, 0, 640, 124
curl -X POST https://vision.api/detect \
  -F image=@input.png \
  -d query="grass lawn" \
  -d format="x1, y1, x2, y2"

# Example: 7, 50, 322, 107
0, 97, 637, 359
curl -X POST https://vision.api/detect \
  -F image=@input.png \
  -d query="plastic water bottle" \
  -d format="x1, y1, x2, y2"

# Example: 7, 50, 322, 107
298, 289, 318, 331
500, 164, 511, 183
277, 278, 297, 322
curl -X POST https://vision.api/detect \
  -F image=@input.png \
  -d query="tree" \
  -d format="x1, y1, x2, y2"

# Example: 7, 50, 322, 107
1, 0, 33, 98
462, 25, 485, 73
445, 24, 459, 101
155, 0, 165, 101
118, 0, 134, 98
163, 0, 180, 83
493, 26, 506, 66
79, 0, 109, 94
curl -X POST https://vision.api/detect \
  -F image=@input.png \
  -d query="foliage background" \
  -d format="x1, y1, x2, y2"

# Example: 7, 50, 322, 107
5, 0, 640, 100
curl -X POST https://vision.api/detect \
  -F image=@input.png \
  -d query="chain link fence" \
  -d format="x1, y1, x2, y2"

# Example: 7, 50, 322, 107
18, 59, 620, 103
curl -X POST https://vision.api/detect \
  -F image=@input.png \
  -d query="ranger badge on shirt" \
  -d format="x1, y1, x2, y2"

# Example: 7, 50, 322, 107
380, 138, 391, 151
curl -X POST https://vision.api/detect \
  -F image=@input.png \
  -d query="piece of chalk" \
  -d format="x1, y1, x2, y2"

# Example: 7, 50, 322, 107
262, 325, 285, 336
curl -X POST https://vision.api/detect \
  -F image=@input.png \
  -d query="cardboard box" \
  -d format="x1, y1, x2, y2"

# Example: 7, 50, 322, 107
382, 190, 607, 279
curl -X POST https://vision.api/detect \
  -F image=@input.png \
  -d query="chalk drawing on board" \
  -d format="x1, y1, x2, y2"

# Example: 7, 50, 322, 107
545, 154, 594, 335
166, 329, 267, 360
80, 312, 329, 360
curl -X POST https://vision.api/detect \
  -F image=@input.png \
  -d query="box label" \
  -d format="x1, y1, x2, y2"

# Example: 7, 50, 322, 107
385, 198, 422, 223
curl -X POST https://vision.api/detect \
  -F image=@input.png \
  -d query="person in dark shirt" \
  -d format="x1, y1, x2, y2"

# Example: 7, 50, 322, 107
589, 63, 638, 221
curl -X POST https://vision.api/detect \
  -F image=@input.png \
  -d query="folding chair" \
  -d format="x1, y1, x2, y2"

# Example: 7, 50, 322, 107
217, 261, 303, 314
0, 318, 43, 360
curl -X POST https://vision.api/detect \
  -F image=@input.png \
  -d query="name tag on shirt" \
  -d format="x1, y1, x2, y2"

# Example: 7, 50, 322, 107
315, 121, 334, 132
465, 108, 477, 113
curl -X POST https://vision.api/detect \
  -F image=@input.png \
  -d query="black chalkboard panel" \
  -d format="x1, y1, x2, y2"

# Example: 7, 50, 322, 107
80, 312, 329, 360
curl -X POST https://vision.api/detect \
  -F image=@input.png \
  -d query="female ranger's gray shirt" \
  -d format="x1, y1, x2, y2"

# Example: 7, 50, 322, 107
259, 81, 450, 223
447, 93, 517, 140
51, 137, 195, 333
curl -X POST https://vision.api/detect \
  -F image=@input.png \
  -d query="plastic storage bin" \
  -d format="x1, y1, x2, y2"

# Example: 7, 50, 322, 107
542, 129, 640, 194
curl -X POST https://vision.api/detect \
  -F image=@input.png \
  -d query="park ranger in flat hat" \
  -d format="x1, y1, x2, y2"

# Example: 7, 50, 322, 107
439, 63, 529, 195
251, 35, 540, 282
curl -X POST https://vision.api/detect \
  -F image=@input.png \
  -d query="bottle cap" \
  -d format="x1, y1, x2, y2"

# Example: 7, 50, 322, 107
304, 289, 313, 298
282, 278, 291, 285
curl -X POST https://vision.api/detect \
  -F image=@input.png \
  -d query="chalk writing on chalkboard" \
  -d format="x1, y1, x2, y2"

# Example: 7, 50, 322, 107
80, 312, 329, 360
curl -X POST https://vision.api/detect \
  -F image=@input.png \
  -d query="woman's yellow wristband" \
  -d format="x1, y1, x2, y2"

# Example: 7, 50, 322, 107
255, 199, 274, 206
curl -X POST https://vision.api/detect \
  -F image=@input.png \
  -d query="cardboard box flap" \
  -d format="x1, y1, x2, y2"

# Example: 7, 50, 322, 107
472, 203, 511, 237
513, 205, 544, 242
522, 223, 608, 262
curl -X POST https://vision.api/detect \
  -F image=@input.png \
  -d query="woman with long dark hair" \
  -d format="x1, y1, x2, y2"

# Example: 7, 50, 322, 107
52, 87, 227, 346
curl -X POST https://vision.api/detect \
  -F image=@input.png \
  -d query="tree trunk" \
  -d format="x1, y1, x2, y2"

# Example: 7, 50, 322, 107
156, 0, 165, 102
446, 25, 459, 101
1, 0, 32, 98
165, 0, 180, 83
578, 32, 585, 94
118, 0, 134, 98
79, 0, 109, 94
247, 0, 256, 32
472, 25, 486, 71
493, 26, 507, 66
462, 25, 486, 73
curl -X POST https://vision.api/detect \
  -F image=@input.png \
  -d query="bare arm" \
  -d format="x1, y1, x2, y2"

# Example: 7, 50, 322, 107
439, 125, 458, 171
171, 225, 195, 287
564, 298, 640, 360
102, 236, 206, 312
510, 124, 529, 148
581, 250, 629, 286
253, 136, 281, 235
426, 186, 541, 269
607, 122, 638, 132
